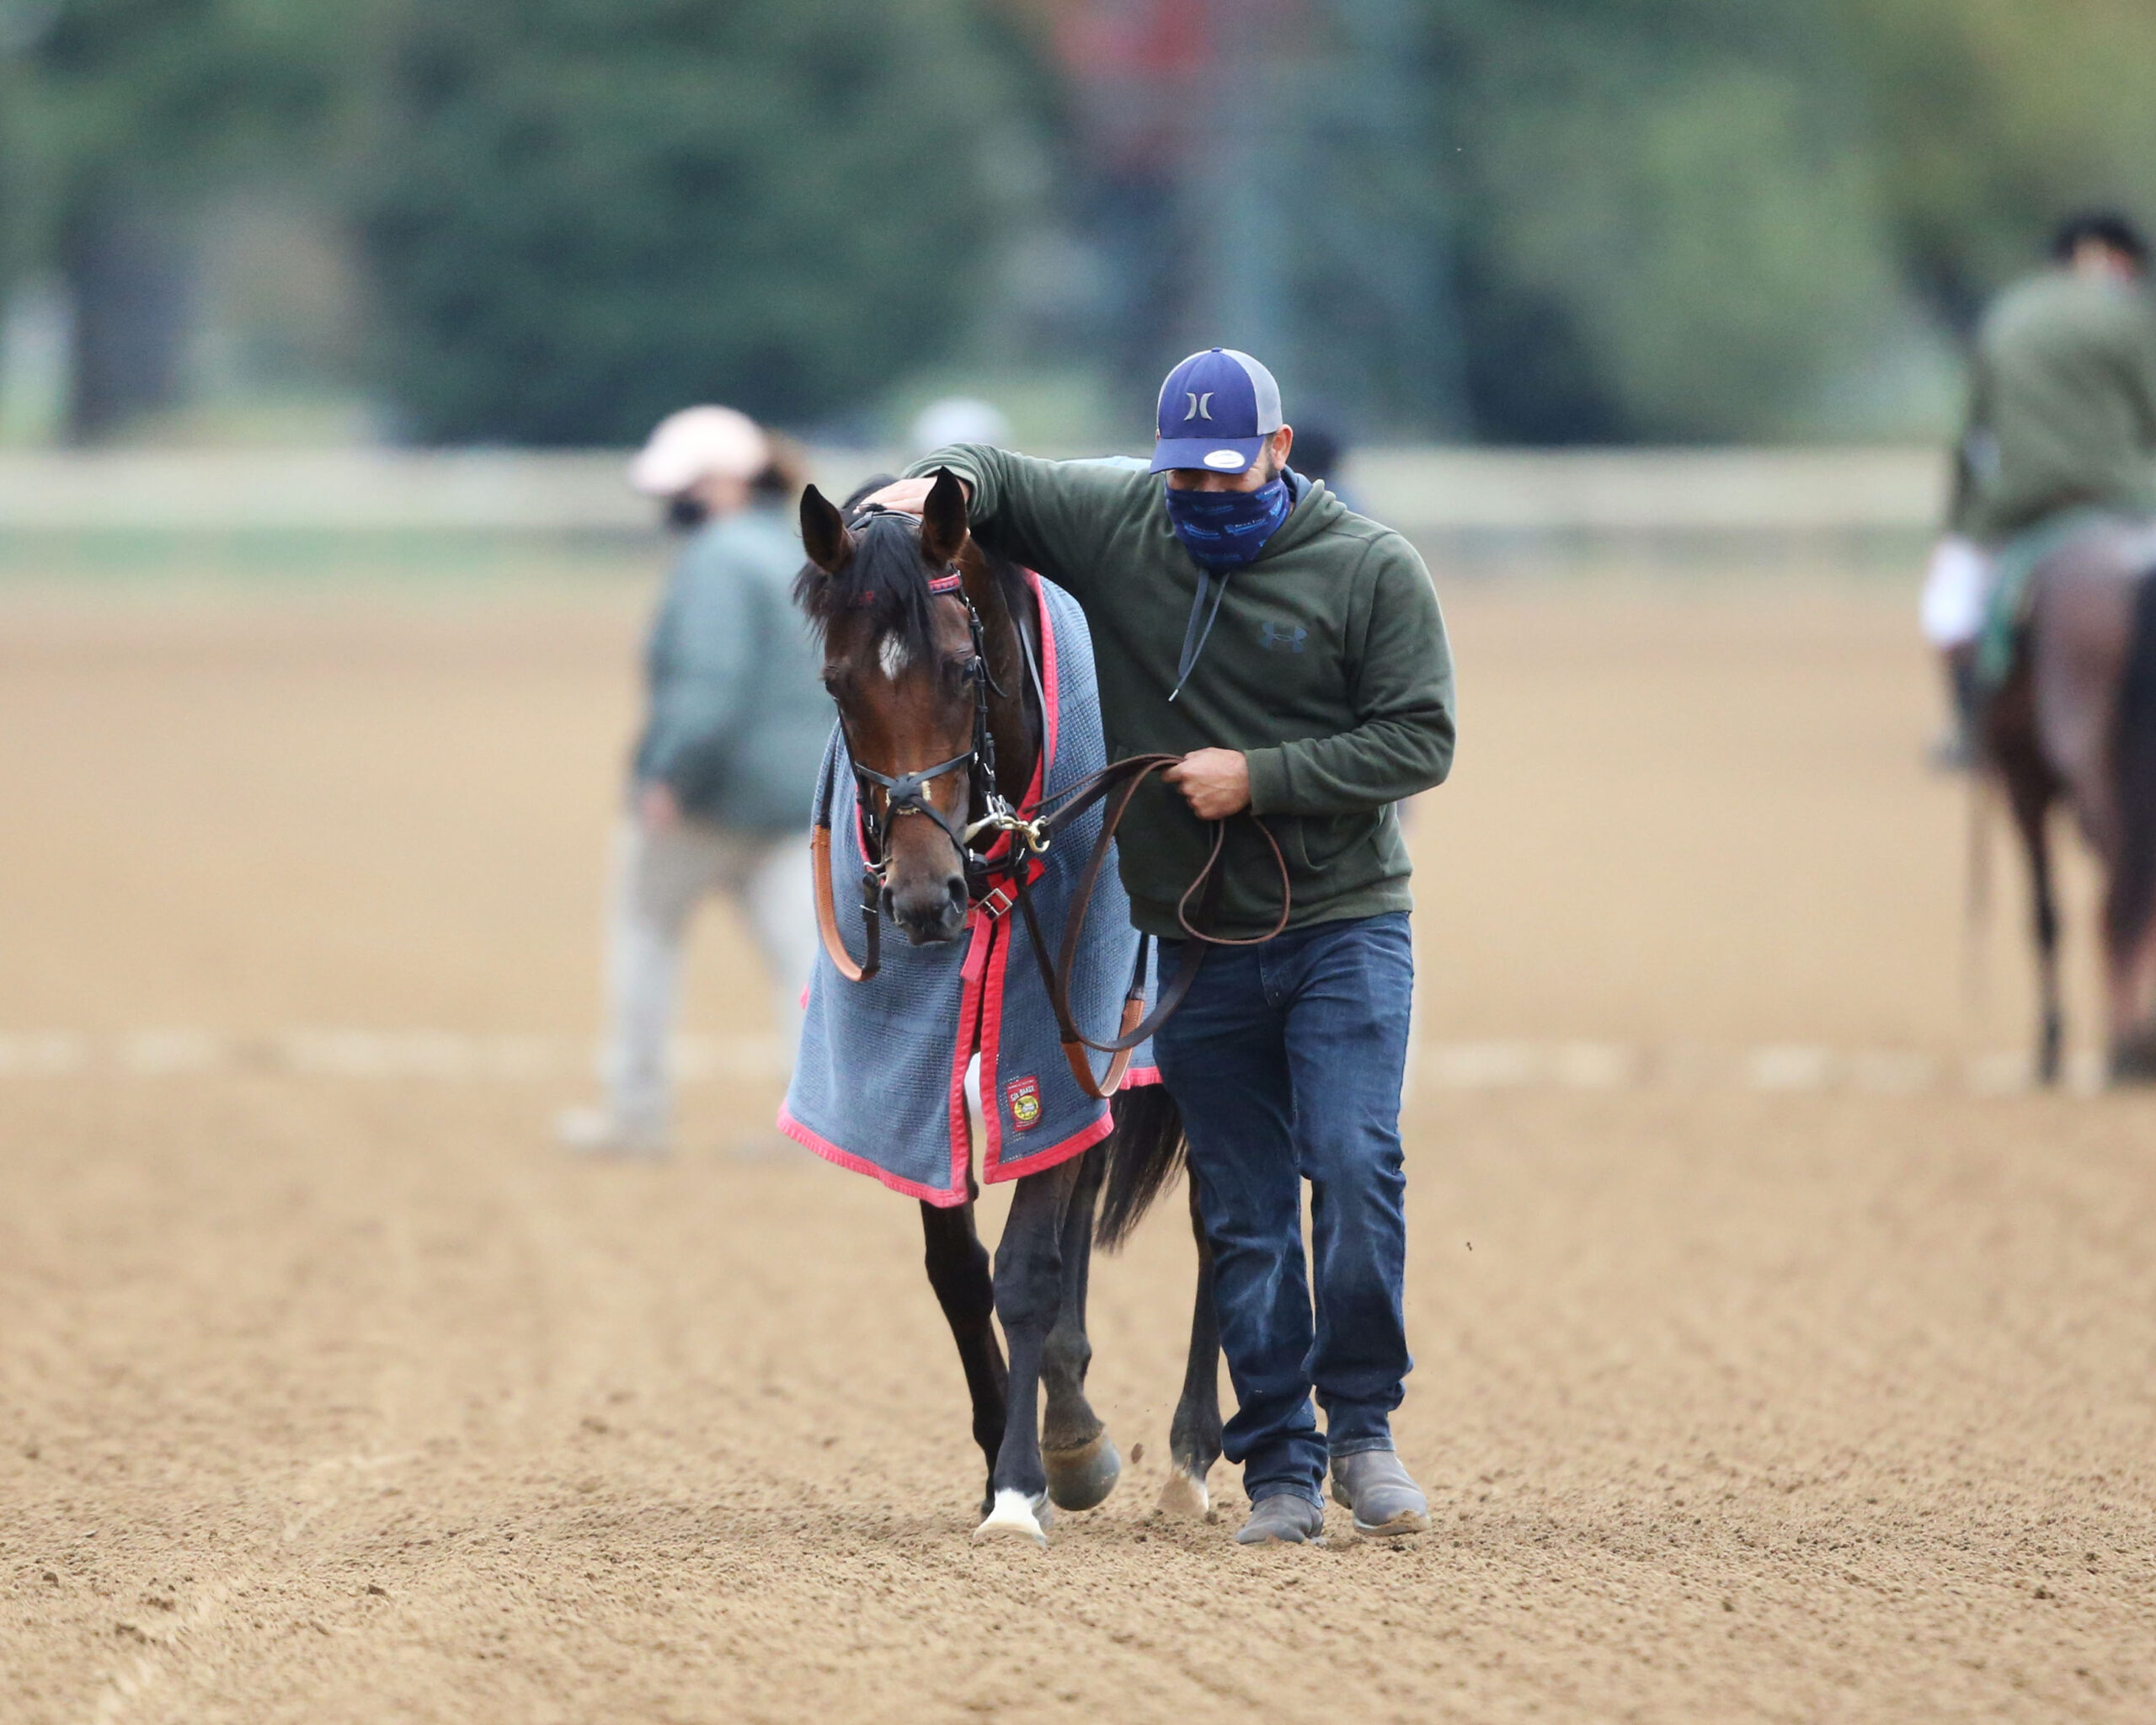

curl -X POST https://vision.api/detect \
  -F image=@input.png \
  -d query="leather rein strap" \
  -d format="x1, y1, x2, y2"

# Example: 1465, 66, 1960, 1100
1006, 754, 1290, 1099
811, 817, 881, 985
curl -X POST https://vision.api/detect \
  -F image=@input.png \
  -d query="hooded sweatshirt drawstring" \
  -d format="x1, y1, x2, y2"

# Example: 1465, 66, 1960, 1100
1169, 569, 1233, 702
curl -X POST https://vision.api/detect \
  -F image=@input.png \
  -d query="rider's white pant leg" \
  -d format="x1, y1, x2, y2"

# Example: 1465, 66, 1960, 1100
1922, 536, 1996, 649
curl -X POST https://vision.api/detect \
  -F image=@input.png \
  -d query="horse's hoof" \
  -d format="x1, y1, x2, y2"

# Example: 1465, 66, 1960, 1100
1155, 1466, 1211, 1519
973, 1488, 1052, 1549
1043, 1430, 1121, 1512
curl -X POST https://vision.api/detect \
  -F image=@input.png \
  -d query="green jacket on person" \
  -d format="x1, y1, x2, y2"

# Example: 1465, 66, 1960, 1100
632, 505, 830, 833
902, 444, 1456, 942
1951, 270, 2156, 545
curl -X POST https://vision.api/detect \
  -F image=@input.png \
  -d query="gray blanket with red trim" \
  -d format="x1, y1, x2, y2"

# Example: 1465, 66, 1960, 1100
780, 574, 1157, 1205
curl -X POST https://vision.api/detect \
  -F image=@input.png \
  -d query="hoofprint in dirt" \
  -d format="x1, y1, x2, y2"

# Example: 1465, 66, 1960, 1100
2, 583, 2152, 1722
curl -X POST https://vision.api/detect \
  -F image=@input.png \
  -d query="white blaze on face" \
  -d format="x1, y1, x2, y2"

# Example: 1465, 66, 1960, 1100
878, 633, 910, 681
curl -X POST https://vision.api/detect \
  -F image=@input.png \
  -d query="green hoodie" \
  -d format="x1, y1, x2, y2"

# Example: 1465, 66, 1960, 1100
902, 445, 1456, 940
1950, 270, 2156, 544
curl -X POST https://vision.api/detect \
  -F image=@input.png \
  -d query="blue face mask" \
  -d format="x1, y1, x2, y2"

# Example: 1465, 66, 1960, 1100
1161, 474, 1293, 571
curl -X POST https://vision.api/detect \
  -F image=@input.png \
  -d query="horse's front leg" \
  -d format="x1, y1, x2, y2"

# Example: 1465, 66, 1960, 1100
921, 1196, 1007, 1518
1159, 1172, 1224, 1516
1040, 1144, 1122, 1512
974, 1156, 1083, 1546
2004, 762, 2065, 1083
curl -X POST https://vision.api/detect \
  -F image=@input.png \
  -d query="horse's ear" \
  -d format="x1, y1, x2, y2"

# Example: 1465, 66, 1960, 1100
800, 484, 851, 574
920, 467, 969, 567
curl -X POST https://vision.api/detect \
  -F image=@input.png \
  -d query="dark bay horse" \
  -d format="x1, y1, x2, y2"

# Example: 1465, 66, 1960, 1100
1985, 518, 2156, 1081
792, 470, 1222, 1544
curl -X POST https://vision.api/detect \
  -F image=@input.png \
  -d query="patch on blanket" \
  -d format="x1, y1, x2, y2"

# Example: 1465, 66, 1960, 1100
779, 574, 1158, 1205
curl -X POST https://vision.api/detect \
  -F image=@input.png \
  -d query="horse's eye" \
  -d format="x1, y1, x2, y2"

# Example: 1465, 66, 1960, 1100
944, 657, 975, 691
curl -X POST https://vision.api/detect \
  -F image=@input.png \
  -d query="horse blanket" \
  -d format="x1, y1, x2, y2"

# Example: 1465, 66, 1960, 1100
779, 573, 1158, 1205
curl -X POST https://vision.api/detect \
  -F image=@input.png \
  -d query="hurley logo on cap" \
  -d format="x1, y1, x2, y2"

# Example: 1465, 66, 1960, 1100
1150, 348, 1284, 478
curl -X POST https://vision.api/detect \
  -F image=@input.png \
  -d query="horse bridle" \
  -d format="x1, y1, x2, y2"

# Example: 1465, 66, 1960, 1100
841, 576, 1041, 879
814, 514, 1049, 985
809, 511, 1292, 1097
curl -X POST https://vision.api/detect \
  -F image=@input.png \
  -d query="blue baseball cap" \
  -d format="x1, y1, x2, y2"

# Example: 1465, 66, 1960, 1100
1150, 347, 1284, 474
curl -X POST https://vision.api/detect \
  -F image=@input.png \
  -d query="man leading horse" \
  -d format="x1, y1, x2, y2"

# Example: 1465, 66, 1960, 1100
865, 347, 1456, 1544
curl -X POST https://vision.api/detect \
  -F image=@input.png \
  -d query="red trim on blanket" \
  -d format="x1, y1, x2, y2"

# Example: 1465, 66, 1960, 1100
779, 1106, 968, 1208
977, 896, 1015, 1177
945, 911, 995, 1193
1123, 1064, 1162, 1088
985, 1105, 1116, 1186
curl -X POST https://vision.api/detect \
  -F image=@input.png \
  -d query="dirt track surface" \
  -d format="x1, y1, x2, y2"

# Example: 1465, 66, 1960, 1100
3, 579, 2153, 1722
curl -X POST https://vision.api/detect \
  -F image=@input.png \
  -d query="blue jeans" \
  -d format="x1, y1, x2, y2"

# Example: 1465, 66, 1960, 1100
1153, 911, 1414, 1508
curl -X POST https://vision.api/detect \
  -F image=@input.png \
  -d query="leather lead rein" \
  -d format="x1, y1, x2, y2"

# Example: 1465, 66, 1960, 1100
1009, 755, 1290, 1098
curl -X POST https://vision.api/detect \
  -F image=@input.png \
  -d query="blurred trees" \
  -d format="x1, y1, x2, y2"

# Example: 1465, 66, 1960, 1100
1421, 0, 2156, 440
1001, 0, 2156, 442
1833, 0, 2156, 323
1434, 0, 1897, 441
362, 0, 1039, 444
4, 0, 350, 440
1, 0, 2153, 444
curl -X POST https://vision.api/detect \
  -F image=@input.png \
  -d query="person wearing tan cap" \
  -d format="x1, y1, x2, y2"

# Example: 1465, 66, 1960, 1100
557, 408, 827, 1158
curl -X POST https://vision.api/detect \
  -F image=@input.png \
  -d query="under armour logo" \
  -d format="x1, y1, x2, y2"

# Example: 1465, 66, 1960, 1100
1259, 622, 1307, 653
1183, 392, 1214, 421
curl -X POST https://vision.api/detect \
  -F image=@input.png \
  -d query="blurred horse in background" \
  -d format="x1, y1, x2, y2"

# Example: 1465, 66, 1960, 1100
1984, 519, 2156, 1081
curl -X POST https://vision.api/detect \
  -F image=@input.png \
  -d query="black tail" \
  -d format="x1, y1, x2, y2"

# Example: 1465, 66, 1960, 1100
1095, 1084, 1185, 1251
2107, 568, 2156, 964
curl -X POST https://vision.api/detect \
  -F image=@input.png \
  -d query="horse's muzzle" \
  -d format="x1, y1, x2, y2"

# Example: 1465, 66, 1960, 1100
887, 875, 969, 945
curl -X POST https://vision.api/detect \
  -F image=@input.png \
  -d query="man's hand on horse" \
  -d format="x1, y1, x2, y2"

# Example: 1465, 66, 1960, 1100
860, 474, 972, 515
1166, 749, 1251, 820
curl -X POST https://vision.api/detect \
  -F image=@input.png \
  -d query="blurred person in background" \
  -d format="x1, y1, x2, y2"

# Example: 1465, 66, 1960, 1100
557, 408, 828, 1159
1924, 211, 2156, 766
1283, 419, 1363, 515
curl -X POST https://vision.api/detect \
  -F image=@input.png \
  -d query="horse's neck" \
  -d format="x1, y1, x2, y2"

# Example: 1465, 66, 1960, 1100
962, 553, 1042, 798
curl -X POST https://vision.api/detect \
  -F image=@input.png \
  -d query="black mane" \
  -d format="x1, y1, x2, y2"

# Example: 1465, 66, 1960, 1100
792, 476, 1026, 662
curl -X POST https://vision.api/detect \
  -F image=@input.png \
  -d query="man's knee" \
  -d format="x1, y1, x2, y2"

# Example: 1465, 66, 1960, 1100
1305, 1098, 1406, 1182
